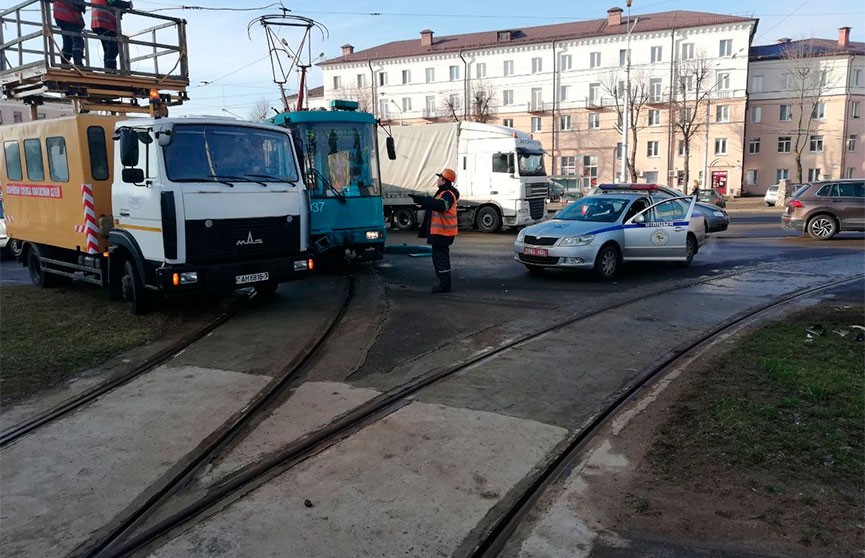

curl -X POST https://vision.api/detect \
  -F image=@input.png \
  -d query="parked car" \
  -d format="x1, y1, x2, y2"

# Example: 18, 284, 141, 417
781, 179, 865, 240
594, 184, 729, 233
515, 191, 705, 280
547, 180, 566, 202
764, 184, 780, 206
697, 188, 726, 208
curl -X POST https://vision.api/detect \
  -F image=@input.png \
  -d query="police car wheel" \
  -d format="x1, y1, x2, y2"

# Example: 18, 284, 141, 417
593, 244, 619, 281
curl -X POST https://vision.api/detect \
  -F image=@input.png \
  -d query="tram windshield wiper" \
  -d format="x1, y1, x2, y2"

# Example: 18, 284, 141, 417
308, 168, 347, 204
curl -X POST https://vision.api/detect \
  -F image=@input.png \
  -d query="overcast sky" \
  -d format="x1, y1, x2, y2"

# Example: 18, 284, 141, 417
134, 0, 864, 118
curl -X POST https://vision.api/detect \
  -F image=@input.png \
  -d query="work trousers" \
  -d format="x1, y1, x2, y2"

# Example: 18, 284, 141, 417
431, 244, 452, 292
56, 21, 84, 65
94, 28, 119, 69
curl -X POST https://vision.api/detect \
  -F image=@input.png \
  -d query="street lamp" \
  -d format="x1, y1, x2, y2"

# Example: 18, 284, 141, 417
620, 0, 635, 183
390, 99, 404, 125
221, 108, 242, 119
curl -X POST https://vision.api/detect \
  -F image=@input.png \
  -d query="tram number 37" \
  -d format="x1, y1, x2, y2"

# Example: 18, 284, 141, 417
310, 201, 326, 213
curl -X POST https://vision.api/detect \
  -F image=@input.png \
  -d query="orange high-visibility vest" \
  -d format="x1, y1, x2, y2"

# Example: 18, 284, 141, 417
91, 0, 117, 31
54, 0, 84, 26
430, 191, 458, 237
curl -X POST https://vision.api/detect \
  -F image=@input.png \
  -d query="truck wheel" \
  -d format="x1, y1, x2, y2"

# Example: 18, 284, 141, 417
8, 238, 23, 259
28, 247, 57, 288
121, 260, 149, 315
476, 206, 502, 233
392, 207, 416, 231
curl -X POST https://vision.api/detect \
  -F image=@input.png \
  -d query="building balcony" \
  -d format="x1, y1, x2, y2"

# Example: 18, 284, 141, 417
585, 96, 612, 109
527, 101, 553, 113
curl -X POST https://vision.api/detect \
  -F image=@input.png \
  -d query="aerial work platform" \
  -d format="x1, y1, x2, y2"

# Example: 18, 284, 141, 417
1, 0, 189, 115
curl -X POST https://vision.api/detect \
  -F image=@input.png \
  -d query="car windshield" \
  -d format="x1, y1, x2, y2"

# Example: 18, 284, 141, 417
164, 124, 299, 183
555, 196, 629, 222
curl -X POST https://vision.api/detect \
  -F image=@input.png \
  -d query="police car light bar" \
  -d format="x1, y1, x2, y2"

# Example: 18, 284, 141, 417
598, 183, 659, 191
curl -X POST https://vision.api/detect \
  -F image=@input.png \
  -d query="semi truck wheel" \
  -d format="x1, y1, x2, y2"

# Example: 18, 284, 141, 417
392, 207, 416, 230
476, 206, 502, 233
121, 260, 149, 315
28, 246, 57, 288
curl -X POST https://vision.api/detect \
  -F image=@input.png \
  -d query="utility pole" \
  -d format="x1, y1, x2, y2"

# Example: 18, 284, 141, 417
620, 0, 634, 182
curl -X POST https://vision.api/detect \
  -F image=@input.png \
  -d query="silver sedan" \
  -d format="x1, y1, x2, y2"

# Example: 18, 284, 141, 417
515, 193, 705, 280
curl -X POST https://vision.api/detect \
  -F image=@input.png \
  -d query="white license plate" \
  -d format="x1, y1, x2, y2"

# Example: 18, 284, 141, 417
523, 247, 548, 257
235, 272, 269, 285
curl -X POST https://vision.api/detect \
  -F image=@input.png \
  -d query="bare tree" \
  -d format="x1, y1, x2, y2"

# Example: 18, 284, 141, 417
333, 85, 374, 113
467, 81, 497, 123
440, 92, 462, 122
602, 68, 651, 182
780, 40, 836, 183
247, 98, 272, 121
670, 55, 714, 191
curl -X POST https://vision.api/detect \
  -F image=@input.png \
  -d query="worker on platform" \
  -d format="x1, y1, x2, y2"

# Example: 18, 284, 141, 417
91, 0, 133, 71
53, 0, 86, 66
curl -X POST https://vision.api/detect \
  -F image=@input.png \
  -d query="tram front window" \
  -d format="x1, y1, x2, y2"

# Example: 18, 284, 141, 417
297, 123, 380, 198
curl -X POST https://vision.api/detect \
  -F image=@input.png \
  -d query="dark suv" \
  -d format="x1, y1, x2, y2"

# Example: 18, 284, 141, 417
782, 179, 865, 239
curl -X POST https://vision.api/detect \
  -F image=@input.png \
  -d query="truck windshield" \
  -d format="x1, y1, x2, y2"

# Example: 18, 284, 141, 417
292, 122, 380, 199
517, 152, 546, 177
164, 124, 299, 183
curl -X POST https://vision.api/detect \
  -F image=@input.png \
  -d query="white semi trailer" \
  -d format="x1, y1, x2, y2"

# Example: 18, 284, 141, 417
378, 122, 549, 233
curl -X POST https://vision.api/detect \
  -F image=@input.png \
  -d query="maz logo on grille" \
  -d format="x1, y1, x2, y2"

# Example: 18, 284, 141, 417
237, 231, 264, 246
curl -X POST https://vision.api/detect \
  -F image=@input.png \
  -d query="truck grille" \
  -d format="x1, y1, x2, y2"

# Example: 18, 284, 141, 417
529, 198, 545, 220
185, 216, 301, 264
527, 183, 549, 198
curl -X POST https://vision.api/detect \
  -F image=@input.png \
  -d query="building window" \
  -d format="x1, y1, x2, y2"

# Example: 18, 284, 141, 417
559, 54, 572, 71
333, 76, 342, 89
13, 111, 24, 123
809, 135, 824, 152
846, 167, 855, 178
854, 69, 863, 86
424, 68, 434, 83
530, 88, 543, 110
750, 106, 762, 123
679, 107, 692, 124
716, 72, 730, 91
378, 72, 387, 86
356, 73, 366, 87
677, 140, 685, 156
587, 113, 599, 129
448, 94, 461, 109
502, 118, 514, 128
503, 60, 514, 76
425, 96, 436, 113
616, 142, 623, 159
681, 42, 694, 60
776, 168, 790, 182
719, 39, 732, 57
746, 169, 758, 185
648, 109, 660, 126
561, 115, 573, 130
748, 138, 760, 154
503, 89, 513, 105
811, 102, 825, 119
589, 52, 601, 68
402, 97, 412, 112
678, 74, 693, 93
715, 105, 730, 123
559, 85, 570, 102
532, 57, 542, 74
781, 73, 793, 89
531, 117, 542, 132
778, 136, 792, 153
751, 75, 763, 92
650, 46, 662, 63
780, 104, 792, 121
852, 101, 861, 118
714, 138, 727, 155
402, 70, 411, 84
379, 99, 389, 118
650, 78, 662, 102
647, 141, 660, 157
619, 49, 628, 67
449, 65, 459, 81
560, 156, 577, 175
848, 134, 857, 151
476, 63, 486, 79
807, 168, 822, 181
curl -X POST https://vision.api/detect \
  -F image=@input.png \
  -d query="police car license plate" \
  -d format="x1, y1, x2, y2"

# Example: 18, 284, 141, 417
235, 272, 269, 285
523, 247, 548, 257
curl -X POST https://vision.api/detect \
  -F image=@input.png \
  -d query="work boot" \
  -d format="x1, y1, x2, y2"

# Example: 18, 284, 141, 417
431, 272, 452, 293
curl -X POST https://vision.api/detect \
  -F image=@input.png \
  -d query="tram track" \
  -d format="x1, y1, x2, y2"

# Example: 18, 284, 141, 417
87, 265, 862, 558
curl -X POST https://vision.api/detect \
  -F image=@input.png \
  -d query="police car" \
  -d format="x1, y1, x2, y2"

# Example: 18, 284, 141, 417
515, 185, 705, 280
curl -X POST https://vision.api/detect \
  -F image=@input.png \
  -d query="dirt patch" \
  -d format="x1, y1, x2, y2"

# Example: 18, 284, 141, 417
582, 304, 864, 557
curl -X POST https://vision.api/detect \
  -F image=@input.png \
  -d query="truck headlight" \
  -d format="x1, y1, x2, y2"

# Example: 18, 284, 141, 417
560, 234, 594, 246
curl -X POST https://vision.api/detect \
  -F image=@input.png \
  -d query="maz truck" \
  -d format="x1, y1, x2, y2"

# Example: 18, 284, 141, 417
378, 122, 548, 233
1, 113, 313, 313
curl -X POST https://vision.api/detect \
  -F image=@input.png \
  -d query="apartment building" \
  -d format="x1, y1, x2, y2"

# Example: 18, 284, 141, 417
743, 28, 865, 195
320, 8, 756, 194
0, 99, 73, 125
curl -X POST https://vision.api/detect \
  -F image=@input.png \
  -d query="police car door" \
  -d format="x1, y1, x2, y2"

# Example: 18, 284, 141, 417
623, 196, 695, 259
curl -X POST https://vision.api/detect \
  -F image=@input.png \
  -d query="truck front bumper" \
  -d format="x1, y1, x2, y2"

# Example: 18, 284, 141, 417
153, 255, 312, 293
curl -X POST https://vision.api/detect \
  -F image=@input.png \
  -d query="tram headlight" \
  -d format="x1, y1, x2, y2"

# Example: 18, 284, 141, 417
365, 230, 381, 240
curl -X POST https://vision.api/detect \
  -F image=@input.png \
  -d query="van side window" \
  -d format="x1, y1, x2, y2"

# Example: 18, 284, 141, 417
23, 139, 44, 181
47, 137, 69, 182
87, 126, 110, 180
3, 141, 23, 181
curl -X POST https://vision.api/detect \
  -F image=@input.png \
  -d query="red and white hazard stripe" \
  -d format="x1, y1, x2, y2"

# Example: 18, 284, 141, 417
81, 184, 99, 254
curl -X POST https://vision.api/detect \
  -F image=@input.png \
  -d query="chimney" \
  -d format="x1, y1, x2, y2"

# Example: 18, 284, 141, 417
341, 44, 354, 56
607, 7, 623, 27
839, 27, 851, 47
420, 29, 434, 47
